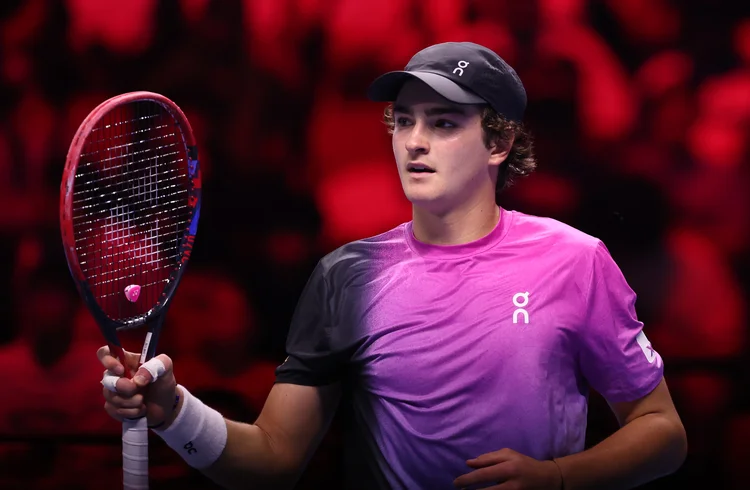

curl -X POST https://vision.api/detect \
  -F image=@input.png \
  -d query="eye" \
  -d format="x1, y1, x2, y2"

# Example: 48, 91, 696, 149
395, 117, 412, 127
434, 119, 457, 129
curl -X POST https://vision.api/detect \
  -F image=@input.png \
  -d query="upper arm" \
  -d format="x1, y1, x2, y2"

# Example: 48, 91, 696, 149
250, 257, 349, 480
577, 242, 665, 402
608, 377, 681, 427
254, 382, 341, 476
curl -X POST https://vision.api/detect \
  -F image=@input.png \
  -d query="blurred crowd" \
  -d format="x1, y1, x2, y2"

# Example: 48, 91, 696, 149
0, 0, 748, 488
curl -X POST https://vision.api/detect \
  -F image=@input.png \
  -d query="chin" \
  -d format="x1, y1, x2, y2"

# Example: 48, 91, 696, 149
402, 180, 436, 198
405, 193, 450, 214
404, 189, 438, 205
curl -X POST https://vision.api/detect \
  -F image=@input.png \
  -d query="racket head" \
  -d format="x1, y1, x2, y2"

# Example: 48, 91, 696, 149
60, 91, 201, 347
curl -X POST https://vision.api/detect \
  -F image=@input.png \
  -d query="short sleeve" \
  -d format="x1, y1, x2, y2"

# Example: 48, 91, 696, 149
275, 260, 348, 386
577, 242, 664, 403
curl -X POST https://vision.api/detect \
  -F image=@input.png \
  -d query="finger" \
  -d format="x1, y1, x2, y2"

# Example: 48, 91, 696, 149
109, 393, 145, 409
467, 449, 514, 468
115, 406, 147, 419
133, 354, 173, 388
101, 371, 120, 393
104, 401, 122, 421
97, 346, 124, 376
100, 369, 139, 395
453, 467, 508, 488
103, 401, 146, 421
102, 388, 144, 408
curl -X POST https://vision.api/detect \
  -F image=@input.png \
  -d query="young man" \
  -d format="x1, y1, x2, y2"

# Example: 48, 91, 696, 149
99, 42, 687, 489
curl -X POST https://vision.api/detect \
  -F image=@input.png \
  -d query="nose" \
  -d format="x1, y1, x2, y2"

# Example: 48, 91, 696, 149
405, 121, 429, 156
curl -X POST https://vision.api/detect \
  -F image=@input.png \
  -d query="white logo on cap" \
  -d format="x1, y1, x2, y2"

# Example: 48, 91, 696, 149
453, 60, 469, 76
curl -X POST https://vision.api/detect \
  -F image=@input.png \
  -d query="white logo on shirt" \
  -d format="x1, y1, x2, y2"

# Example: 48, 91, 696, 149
636, 330, 657, 363
453, 60, 470, 76
512, 292, 530, 324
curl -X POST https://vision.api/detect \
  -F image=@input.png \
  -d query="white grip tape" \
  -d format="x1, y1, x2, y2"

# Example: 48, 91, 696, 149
122, 417, 149, 489
102, 373, 120, 393
140, 358, 166, 383
154, 385, 227, 470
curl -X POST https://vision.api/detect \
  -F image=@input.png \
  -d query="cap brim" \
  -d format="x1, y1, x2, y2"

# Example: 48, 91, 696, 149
367, 71, 485, 105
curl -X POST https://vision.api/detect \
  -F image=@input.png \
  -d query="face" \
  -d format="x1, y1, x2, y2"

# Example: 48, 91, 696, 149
392, 80, 506, 215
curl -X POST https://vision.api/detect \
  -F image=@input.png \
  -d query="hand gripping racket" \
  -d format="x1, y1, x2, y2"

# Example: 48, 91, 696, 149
60, 91, 201, 489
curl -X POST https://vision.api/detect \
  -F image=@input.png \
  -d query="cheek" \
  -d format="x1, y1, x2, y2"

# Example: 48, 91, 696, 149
391, 134, 404, 159
443, 142, 486, 175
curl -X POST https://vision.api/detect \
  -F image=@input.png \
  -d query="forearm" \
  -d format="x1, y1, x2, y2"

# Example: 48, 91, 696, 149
158, 386, 302, 490
555, 413, 687, 490
203, 420, 300, 490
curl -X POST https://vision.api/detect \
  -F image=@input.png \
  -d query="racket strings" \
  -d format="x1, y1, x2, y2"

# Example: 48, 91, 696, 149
73, 185, 189, 222
96, 276, 179, 299
80, 260, 181, 291
79, 119, 170, 154
74, 144, 180, 185
71, 101, 192, 320
78, 130, 176, 163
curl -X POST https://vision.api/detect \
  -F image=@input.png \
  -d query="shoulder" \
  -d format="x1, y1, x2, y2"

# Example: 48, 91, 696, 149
505, 210, 613, 285
317, 223, 409, 279
508, 210, 602, 252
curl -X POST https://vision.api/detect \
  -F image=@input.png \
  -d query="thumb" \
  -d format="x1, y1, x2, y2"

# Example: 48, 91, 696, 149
133, 354, 173, 387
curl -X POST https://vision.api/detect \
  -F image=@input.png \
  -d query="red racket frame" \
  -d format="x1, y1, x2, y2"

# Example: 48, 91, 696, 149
61, 91, 201, 363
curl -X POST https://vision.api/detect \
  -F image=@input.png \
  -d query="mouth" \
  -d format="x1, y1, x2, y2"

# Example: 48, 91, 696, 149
406, 162, 436, 174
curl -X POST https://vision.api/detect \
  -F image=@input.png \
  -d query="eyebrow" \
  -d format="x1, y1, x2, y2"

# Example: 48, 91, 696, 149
392, 104, 469, 117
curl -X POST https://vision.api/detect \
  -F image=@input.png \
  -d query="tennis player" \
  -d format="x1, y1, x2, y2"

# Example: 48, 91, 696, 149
99, 42, 687, 489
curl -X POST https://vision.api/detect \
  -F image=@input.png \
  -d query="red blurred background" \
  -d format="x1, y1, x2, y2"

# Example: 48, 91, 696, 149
0, 0, 749, 488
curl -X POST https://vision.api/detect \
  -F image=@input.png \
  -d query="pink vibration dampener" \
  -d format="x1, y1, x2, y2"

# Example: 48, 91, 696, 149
124, 284, 141, 302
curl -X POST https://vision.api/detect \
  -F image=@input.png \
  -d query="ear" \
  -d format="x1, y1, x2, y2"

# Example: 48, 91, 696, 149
488, 133, 515, 167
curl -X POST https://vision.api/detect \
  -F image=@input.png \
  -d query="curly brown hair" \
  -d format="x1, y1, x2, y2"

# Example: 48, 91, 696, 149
382, 104, 537, 203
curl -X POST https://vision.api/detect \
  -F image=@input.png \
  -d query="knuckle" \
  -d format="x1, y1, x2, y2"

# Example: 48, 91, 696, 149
118, 395, 142, 408
119, 392, 136, 402
152, 354, 173, 374
116, 380, 135, 395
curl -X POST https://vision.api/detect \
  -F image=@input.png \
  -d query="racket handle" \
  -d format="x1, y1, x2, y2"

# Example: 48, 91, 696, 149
122, 417, 149, 489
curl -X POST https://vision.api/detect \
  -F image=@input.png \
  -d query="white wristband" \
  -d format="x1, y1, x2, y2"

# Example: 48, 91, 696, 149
153, 385, 227, 469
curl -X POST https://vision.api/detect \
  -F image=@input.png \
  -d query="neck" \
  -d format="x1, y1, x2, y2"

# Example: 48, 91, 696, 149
411, 197, 500, 245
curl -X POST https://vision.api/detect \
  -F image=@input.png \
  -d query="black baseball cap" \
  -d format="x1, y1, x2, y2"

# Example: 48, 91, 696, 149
367, 42, 526, 123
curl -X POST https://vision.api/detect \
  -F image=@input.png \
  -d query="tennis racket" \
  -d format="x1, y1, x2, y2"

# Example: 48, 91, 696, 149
60, 91, 202, 489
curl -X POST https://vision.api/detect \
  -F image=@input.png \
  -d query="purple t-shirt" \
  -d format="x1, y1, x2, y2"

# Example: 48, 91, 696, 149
276, 207, 663, 489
